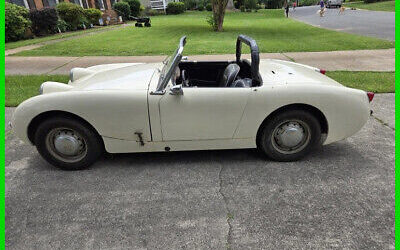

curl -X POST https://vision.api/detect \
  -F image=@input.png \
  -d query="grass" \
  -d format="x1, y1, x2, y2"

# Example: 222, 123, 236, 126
326, 71, 395, 93
5, 75, 69, 106
5, 71, 394, 106
14, 10, 394, 57
344, 0, 395, 11
5, 25, 119, 50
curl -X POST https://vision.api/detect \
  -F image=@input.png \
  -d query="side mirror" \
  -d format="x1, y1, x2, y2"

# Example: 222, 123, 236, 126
169, 84, 183, 95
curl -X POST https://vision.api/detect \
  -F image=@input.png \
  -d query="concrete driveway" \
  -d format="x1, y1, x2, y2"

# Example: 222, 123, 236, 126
290, 6, 395, 41
5, 94, 394, 249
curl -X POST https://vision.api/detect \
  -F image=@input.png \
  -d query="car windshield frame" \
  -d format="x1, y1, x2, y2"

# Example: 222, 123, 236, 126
154, 36, 186, 94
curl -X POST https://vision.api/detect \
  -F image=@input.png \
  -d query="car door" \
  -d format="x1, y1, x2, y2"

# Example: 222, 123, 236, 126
159, 86, 251, 141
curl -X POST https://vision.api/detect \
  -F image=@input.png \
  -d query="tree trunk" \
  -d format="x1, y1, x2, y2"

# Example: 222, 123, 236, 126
212, 0, 228, 32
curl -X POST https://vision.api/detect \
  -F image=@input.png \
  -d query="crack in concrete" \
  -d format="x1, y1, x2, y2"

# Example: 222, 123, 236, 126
372, 114, 395, 131
45, 57, 81, 74
218, 165, 233, 249
281, 53, 296, 62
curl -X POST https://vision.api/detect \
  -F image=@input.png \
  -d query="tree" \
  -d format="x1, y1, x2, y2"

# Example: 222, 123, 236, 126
211, 0, 229, 31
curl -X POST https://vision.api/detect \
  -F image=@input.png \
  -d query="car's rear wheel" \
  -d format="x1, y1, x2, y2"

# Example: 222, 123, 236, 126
258, 110, 321, 161
34, 117, 103, 170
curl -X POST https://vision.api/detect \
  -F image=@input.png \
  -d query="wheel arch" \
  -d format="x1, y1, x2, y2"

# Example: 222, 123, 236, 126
256, 103, 328, 146
27, 110, 104, 147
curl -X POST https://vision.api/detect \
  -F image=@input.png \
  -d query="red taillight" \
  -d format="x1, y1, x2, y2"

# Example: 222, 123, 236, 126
320, 69, 326, 75
367, 92, 374, 102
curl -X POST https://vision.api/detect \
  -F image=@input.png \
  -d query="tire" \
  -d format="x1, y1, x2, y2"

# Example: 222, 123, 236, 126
258, 110, 321, 162
34, 117, 104, 170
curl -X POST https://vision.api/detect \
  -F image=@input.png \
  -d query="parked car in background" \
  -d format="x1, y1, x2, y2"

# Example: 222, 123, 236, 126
327, 0, 343, 8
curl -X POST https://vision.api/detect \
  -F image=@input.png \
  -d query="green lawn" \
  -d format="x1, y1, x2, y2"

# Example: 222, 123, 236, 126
5, 25, 118, 50
15, 10, 394, 57
5, 71, 394, 106
326, 71, 395, 93
5, 75, 69, 106
344, 0, 395, 11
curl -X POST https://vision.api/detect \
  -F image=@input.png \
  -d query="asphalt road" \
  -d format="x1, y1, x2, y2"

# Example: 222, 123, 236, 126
290, 6, 395, 41
5, 94, 394, 249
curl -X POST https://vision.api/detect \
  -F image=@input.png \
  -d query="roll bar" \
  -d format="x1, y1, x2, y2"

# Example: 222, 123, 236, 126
236, 35, 261, 84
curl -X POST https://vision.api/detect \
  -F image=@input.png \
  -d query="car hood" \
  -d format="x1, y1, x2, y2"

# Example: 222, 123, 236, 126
68, 63, 162, 91
259, 59, 343, 87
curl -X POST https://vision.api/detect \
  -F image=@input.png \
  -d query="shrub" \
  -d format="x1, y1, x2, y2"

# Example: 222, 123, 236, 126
166, 2, 185, 14
144, 7, 163, 15
113, 2, 131, 21
55, 19, 68, 32
244, 0, 257, 10
240, 5, 245, 11
298, 0, 316, 6
183, 0, 197, 9
29, 7, 58, 36
84, 8, 102, 25
5, 2, 31, 42
206, 14, 217, 30
123, 0, 141, 17
56, 2, 85, 31
206, 3, 212, 10
198, 5, 204, 10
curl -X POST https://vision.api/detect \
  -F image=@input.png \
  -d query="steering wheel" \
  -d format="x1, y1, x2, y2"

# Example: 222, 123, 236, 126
181, 70, 190, 87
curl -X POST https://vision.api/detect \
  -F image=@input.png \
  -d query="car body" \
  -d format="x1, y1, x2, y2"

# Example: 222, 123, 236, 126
11, 35, 372, 170
327, 0, 343, 8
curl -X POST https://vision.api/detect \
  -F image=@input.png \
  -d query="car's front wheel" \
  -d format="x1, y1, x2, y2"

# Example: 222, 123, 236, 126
34, 117, 104, 170
258, 110, 321, 161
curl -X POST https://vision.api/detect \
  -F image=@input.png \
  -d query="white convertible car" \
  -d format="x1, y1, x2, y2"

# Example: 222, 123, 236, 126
11, 35, 374, 170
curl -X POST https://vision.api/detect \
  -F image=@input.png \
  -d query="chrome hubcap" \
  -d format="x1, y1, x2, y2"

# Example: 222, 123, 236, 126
46, 128, 87, 163
272, 120, 311, 154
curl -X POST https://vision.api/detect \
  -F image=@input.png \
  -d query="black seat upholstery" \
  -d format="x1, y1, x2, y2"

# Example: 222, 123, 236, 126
231, 78, 252, 88
219, 63, 240, 87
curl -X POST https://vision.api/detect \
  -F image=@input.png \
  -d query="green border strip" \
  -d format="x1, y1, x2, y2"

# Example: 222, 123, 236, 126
396, 0, 399, 247
1, 0, 5, 246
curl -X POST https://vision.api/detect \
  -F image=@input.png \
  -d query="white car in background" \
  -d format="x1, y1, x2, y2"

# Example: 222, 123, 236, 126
327, 0, 343, 8
11, 35, 373, 170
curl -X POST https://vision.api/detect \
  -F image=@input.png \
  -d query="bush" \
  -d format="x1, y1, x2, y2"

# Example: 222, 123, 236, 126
206, 3, 212, 10
240, 5, 245, 11
84, 8, 102, 25
262, 0, 285, 8
198, 5, 204, 10
123, 0, 141, 17
56, 2, 85, 31
113, 2, 131, 21
144, 7, 164, 15
166, 2, 185, 14
183, 0, 197, 9
206, 14, 217, 30
29, 7, 58, 36
5, 2, 31, 42
298, 0, 316, 6
244, 0, 257, 9
55, 19, 68, 32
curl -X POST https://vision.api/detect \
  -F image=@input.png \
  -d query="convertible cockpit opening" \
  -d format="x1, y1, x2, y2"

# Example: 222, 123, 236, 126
176, 35, 262, 88
155, 35, 262, 94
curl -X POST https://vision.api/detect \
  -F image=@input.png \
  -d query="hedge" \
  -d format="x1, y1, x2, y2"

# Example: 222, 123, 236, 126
167, 2, 185, 14
123, 0, 141, 17
29, 7, 58, 36
56, 2, 86, 31
84, 8, 102, 25
5, 2, 31, 42
113, 2, 131, 21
